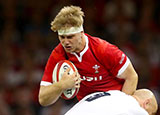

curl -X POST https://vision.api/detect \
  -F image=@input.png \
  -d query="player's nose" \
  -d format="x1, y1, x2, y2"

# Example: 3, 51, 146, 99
63, 38, 70, 44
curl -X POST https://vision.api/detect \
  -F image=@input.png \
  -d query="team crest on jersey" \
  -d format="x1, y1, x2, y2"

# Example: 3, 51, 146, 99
92, 64, 100, 73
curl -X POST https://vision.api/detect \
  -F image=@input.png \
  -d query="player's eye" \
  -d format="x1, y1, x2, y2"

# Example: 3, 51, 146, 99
67, 35, 74, 39
60, 36, 65, 39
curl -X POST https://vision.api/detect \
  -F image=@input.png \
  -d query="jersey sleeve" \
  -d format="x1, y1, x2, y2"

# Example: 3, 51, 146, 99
40, 44, 66, 86
98, 41, 130, 77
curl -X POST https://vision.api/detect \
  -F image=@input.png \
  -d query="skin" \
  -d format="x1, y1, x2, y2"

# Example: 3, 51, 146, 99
39, 68, 81, 106
132, 89, 158, 115
39, 32, 85, 106
39, 31, 138, 106
118, 62, 138, 95
58, 32, 85, 53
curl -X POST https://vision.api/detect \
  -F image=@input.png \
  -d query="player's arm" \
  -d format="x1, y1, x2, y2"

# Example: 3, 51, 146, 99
118, 62, 138, 95
101, 42, 138, 95
39, 68, 81, 106
39, 82, 64, 106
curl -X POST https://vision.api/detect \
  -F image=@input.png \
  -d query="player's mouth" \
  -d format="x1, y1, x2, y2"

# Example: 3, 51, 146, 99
65, 46, 72, 50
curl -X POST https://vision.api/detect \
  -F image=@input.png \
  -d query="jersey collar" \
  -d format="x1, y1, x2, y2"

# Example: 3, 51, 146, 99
71, 35, 89, 62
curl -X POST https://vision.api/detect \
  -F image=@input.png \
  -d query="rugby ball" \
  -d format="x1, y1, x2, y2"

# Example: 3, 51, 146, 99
52, 60, 79, 100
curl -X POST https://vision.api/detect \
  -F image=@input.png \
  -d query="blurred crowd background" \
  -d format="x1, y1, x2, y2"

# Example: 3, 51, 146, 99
0, 0, 160, 115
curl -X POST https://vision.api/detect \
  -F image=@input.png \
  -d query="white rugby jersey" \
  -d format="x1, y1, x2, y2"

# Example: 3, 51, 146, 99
65, 90, 149, 115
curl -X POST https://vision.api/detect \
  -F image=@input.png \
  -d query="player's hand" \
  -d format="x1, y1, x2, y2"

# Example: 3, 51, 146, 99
59, 68, 81, 90
75, 71, 81, 88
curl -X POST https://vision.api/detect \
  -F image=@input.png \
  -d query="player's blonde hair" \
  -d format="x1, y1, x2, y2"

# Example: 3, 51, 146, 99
51, 5, 84, 32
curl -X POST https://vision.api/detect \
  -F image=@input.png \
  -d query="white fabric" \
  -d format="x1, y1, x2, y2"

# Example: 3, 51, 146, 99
40, 81, 52, 86
58, 25, 83, 35
65, 90, 149, 115
117, 57, 130, 76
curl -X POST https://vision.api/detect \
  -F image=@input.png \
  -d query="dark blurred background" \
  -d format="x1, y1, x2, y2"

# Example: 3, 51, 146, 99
0, 0, 159, 115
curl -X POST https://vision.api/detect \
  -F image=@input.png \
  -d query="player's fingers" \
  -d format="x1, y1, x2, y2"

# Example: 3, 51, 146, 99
72, 71, 79, 78
74, 72, 81, 88
74, 74, 80, 80
76, 71, 81, 78
65, 67, 71, 74
75, 83, 80, 88
75, 77, 81, 84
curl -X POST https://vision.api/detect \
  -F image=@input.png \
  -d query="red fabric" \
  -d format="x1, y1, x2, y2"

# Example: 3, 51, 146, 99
41, 33, 127, 100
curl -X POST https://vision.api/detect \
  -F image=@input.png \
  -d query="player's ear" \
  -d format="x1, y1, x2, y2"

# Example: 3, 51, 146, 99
143, 99, 150, 113
144, 99, 150, 107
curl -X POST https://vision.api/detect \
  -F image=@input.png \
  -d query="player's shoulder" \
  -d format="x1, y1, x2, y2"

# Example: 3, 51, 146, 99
85, 33, 119, 55
54, 44, 65, 52
85, 33, 108, 45
50, 44, 66, 60
51, 44, 65, 55
85, 33, 117, 49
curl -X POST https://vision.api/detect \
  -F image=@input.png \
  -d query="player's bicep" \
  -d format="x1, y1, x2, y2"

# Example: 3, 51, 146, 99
117, 62, 138, 80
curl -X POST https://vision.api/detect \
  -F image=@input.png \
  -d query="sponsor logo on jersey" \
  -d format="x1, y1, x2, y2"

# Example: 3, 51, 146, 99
85, 92, 111, 102
82, 76, 102, 81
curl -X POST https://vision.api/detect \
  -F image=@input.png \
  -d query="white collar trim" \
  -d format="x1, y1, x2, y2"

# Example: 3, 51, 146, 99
71, 35, 89, 62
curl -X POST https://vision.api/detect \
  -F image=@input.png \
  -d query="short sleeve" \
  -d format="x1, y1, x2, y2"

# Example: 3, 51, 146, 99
40, 44, 66, 86
100, 43, 129, 77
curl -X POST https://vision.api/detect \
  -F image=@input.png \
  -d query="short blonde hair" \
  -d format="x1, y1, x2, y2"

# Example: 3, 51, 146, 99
134, 89, 158, 114
51, 5, 84, 32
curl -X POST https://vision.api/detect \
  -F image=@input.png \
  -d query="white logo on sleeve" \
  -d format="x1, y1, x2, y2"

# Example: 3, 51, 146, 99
119, 54, 125, 64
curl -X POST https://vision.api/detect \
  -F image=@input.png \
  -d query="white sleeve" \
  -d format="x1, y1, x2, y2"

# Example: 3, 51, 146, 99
117, 57, 130, 76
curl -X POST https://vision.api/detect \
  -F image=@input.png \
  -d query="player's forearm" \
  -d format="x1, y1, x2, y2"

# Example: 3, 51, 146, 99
122, 74, 138, 95
39, 83, 63, 106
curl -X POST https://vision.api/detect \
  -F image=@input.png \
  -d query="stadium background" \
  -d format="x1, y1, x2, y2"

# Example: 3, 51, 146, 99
0, 0, 159, 114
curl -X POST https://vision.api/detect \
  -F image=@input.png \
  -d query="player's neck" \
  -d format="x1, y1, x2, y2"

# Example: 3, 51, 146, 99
133, 95, 143, 107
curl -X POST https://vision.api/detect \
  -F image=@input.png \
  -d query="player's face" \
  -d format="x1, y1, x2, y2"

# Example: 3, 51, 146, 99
59, 32, 84, 53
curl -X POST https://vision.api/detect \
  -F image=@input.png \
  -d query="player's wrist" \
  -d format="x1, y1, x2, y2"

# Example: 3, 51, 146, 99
53, 81, 65, 92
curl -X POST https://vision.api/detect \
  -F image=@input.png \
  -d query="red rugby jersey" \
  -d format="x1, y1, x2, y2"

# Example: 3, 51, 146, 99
40, 33, 130, 100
